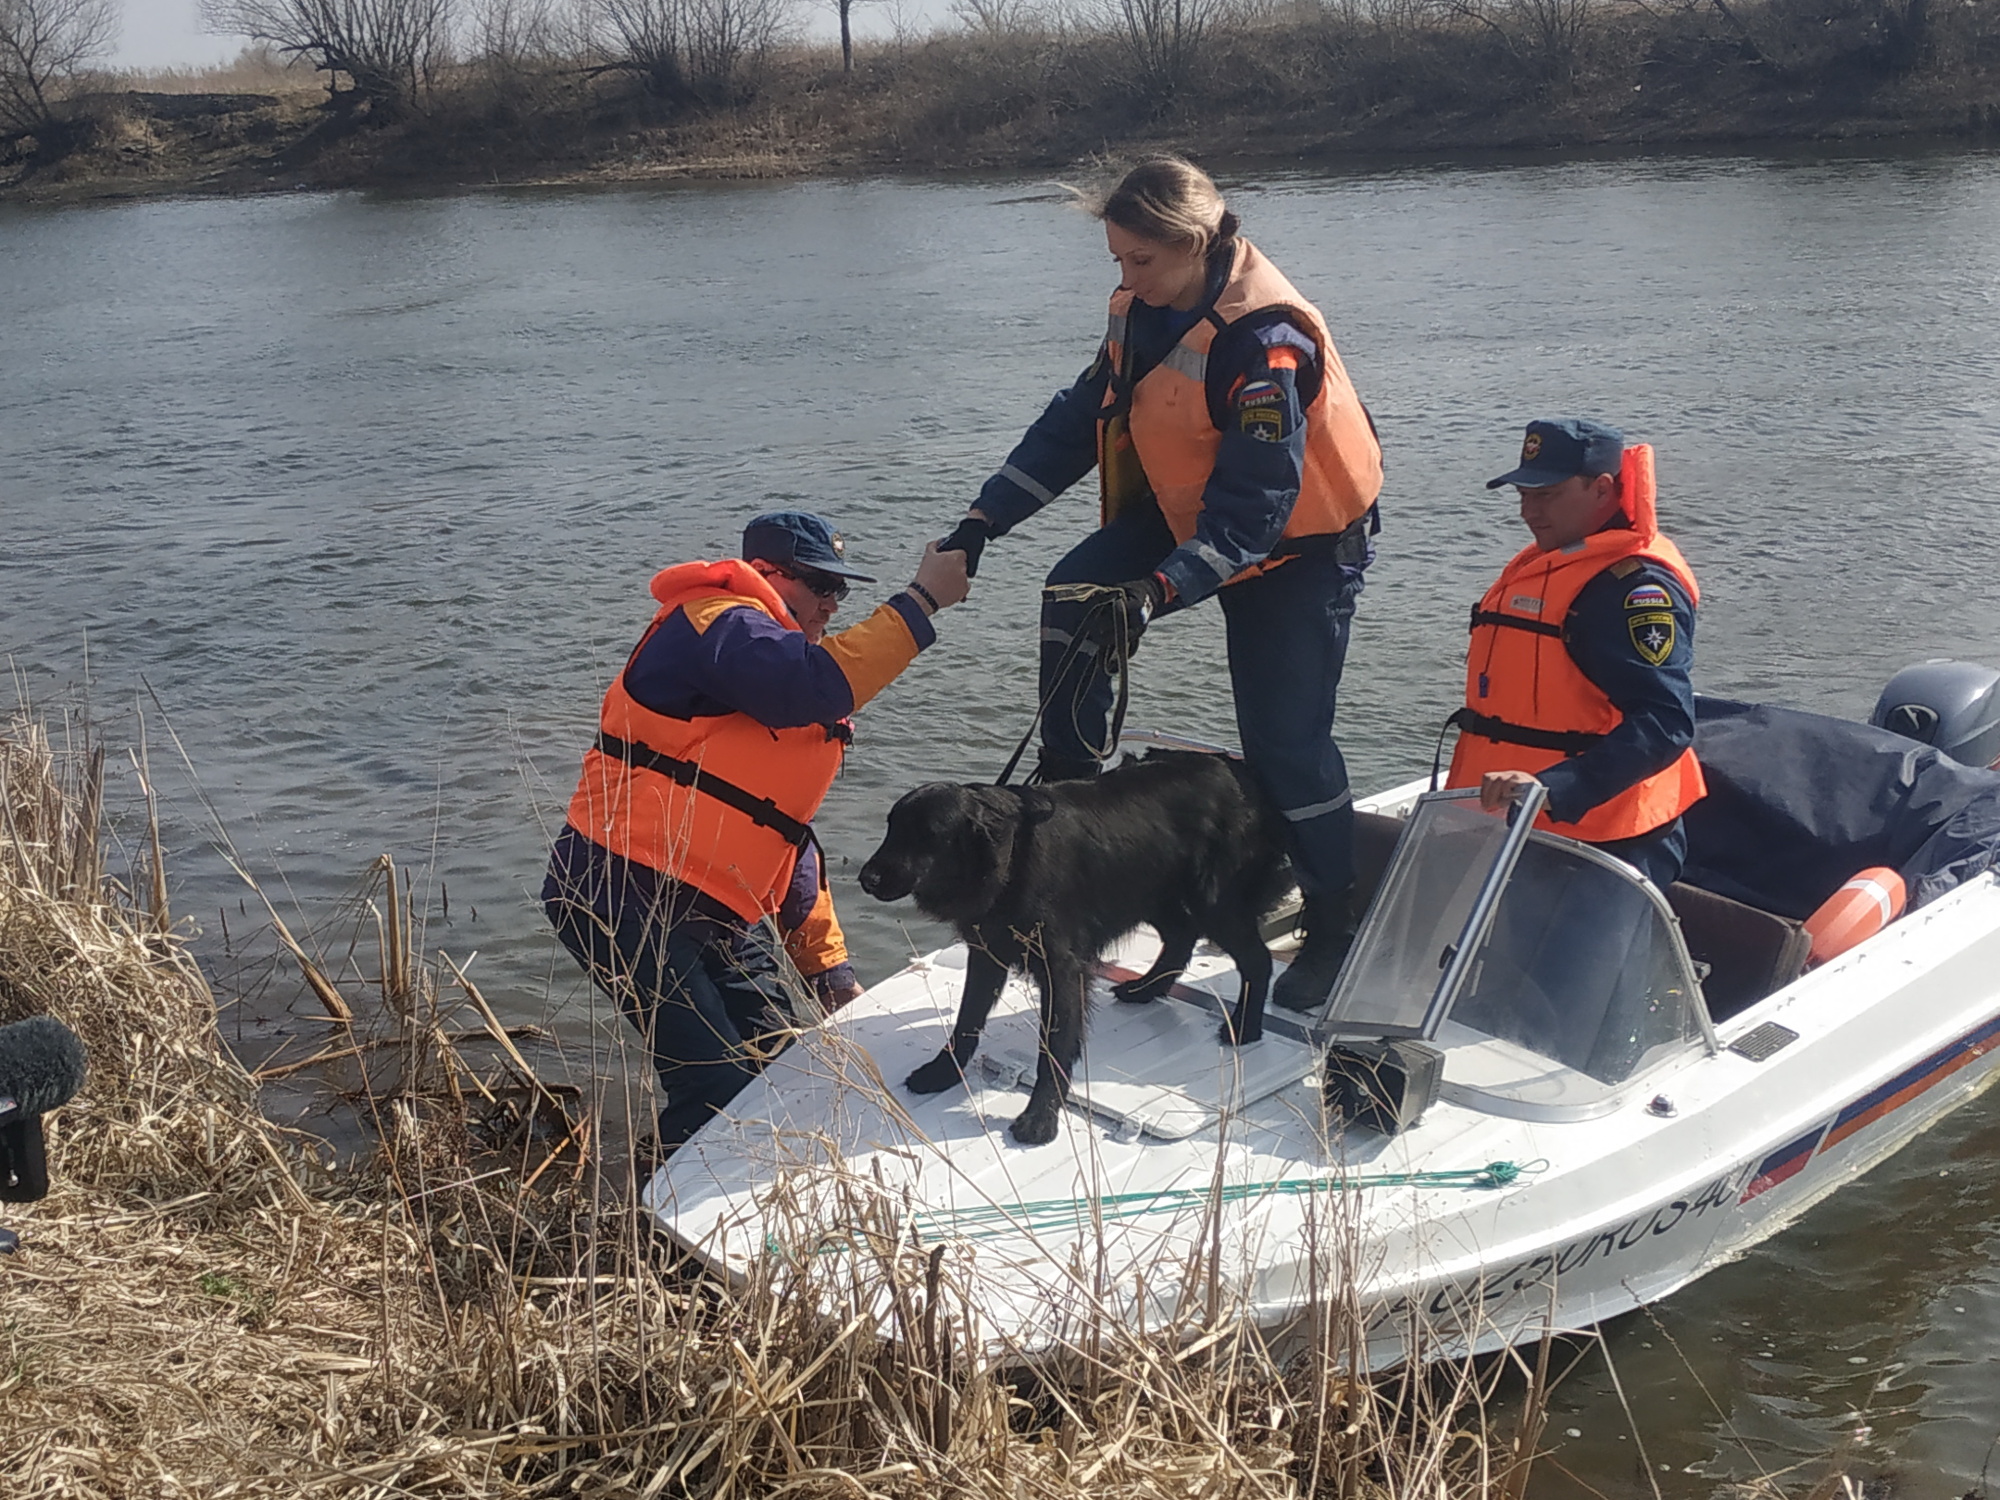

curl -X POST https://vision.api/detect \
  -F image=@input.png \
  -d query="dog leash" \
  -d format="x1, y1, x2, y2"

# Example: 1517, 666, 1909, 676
994, 584, 1136, 787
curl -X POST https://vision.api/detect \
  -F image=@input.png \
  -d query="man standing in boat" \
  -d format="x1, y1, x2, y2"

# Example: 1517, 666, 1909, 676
1447, 419, 1705, 887
545, 513, 971, 1152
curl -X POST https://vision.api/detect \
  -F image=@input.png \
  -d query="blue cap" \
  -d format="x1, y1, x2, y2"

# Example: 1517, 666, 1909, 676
741, 511, 877, 582
1486, 418, 1625, 489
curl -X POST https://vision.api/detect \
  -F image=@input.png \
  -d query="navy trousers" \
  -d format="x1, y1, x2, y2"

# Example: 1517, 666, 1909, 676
1039, 505, 1370, 897
1594, 818, 1688, 890
544, 827, 791, 1149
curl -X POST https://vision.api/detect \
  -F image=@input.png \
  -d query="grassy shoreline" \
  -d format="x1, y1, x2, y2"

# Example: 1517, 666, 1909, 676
7, 5, 1999, 207
2, 714, 1565, 1498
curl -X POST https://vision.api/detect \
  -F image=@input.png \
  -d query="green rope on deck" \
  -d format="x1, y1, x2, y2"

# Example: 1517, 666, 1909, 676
760, 1160, 1548, 1257
904, 1160, 1544, 1243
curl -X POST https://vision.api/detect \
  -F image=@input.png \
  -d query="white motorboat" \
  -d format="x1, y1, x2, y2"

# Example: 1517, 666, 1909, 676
643, 673, 2000, 1369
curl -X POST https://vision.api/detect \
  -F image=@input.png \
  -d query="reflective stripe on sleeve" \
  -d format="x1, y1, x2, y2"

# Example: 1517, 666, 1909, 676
1190, 540, 1235, 587
998, 463, 1058, 506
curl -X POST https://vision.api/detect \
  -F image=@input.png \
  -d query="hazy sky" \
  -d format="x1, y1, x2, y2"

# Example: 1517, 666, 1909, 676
111, 0, 939, 69
115, 0, 238, 68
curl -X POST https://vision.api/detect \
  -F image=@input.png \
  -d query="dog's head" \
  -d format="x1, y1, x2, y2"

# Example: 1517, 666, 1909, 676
858, 782, 1020, 922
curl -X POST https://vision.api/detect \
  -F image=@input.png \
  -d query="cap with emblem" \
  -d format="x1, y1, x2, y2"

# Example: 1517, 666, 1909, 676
1486, 418, 1625, 490
741, 511, 877, 582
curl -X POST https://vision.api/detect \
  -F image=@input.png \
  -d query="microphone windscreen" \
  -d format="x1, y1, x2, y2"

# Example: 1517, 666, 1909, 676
0, 1016, 88, 1119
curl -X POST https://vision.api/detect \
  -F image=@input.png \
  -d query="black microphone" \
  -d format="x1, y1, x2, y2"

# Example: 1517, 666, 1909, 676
0, 1016, 87, 1122
0, 1016, 87, 1205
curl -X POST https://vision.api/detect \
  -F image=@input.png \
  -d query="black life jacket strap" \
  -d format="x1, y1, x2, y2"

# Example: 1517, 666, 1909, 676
1469, 605, 1564, 639
1268, 508, 1377, 564
1447, 708, 1604, 757
594, 731, 813, 849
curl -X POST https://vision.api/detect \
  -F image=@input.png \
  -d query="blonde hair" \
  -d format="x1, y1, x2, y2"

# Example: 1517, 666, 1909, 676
1092, 156, 1240, 256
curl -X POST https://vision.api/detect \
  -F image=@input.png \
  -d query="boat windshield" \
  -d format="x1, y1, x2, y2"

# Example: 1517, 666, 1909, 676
1314, 790, 1534, 1037
1317, 790, 1713, 1090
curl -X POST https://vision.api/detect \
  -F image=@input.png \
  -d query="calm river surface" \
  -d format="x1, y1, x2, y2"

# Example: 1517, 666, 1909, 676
5, 149, 2000, 1493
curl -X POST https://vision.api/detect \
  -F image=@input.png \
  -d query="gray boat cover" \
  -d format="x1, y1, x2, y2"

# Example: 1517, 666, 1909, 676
1682, 699, 2000, 919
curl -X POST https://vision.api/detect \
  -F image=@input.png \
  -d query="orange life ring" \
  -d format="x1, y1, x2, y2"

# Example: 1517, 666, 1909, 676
1803, 867, 1907, 969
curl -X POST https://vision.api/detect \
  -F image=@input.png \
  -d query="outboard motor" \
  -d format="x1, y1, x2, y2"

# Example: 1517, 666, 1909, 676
1870, 660, 2000, 769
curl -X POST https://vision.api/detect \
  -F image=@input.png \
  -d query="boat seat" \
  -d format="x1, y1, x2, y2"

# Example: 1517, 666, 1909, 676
1665, 882, 1812, 1022
1352, 809, 1404, 913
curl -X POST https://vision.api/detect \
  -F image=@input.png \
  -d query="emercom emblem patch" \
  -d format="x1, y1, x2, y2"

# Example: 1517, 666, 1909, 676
1628, 610, 1676, 666
1239, 405, 1285, 443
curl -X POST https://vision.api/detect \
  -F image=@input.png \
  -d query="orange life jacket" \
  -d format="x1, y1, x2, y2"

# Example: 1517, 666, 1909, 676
1098, 238, 1383, 575
565, 559, 846, 923
1446, 444, 1707, 844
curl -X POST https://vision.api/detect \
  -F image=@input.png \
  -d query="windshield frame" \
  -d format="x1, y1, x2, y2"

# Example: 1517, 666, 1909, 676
1520, 830, 1720, 1060
1313, 788, 1719, 1072
1309, 784, 1546, 1045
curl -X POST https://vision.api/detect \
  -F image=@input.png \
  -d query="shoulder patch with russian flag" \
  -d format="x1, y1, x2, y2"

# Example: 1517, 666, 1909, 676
1624, 583, 1672, 610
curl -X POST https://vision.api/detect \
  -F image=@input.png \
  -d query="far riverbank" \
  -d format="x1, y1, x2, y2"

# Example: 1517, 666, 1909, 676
7, 3, 2000, 204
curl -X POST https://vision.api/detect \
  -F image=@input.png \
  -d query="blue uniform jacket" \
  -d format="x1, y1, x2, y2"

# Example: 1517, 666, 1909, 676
624, 592, 934, 726
547, 589, 934, 962
976, 256, 1320, 604
1538, 559, 1698, 827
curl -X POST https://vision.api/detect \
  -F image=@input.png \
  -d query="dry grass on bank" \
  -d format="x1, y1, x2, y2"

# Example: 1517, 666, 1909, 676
0, 712, 1548, 1499
104, 44, 319, 98
12, 0, 2000, 200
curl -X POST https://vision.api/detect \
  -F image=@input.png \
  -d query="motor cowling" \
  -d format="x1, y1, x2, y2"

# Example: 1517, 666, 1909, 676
1870, 660, 2000, 769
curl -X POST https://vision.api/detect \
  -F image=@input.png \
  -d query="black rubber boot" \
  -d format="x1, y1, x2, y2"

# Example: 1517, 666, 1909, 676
1272, 888, 1358, 1013
1033, 752, 1103, 784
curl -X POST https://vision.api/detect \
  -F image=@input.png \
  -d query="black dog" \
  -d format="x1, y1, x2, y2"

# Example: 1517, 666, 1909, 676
856, 751, 1292, 1146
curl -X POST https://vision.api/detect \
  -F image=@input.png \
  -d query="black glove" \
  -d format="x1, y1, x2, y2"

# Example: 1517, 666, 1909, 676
1091, 576, 1167, 655
938, 516, 992, 578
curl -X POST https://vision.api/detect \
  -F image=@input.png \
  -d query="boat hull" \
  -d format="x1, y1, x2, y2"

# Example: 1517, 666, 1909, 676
645, 871, 2000, 1369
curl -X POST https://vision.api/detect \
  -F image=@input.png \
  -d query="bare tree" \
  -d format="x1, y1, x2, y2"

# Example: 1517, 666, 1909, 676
1698, 0, 1939, 77
200, 0, 455, 114
684, 0, 787, 94
0, 0, 119, 140
829, 0, 873, 72
478, 0, 559, 65
598, 0, 690, 97
1448, 0, 1592, 87
951, 0, 1037, 33
471, 0, 586, 112
595, 0, 788, 100
1108, 0, 1224, 97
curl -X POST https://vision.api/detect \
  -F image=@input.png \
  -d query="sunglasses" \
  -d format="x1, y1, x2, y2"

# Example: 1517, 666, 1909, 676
779, 566, 850, 602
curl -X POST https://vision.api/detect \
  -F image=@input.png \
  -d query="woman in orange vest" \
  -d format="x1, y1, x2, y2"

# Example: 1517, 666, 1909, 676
1446, 418, 1704, 888
937, 157, 1384, 1011
545, 512, 970, 1152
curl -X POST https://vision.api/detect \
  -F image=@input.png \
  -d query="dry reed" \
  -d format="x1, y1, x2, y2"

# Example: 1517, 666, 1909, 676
0, 711, 1544, 1499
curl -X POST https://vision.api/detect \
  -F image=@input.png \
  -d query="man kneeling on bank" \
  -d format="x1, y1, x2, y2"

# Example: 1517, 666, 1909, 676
1446, 419, 1705, 887
545, 512, 970, 1152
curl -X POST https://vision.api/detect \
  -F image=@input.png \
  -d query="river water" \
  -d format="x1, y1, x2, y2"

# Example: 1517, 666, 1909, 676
5, 149, 1999, 1492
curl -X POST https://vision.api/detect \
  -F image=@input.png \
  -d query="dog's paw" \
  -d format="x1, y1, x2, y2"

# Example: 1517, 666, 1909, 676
1113, 972, 1172, 1004
905, 1051, 966, 1095
1008, 1106, 1060, 1146
1219, 1015, 1264, 1047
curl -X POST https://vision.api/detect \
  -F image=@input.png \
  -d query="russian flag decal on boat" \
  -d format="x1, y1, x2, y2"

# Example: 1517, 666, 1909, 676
1819, 1011, 2000, 1155
1739, 1122, 1829, 1203
1738, 1010, 2000, 1206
